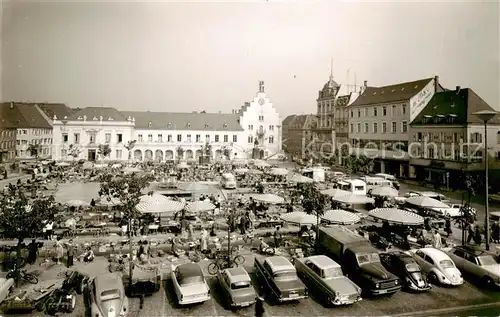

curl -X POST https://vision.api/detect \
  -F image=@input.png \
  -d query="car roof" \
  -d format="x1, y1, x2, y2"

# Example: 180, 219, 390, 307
305, 255, 340, 269
454, 245, 494, 257
94, 273, 123, 292
419, 248, 449, 260
176, 263, 203, 277
225, 267, 251, 283
385, 251, 414, 262
265, 256, 294, 272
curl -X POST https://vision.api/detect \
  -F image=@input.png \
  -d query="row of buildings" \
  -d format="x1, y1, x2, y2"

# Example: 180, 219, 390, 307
0, 81, 283, 163
282, 74, 500, 187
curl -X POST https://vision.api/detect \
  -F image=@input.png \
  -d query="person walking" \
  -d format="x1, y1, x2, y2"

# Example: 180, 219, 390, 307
54, 237, 64, 265
273, 227, 282, 248
66, 239, 75, 268
491, 221, 500, 244
27, 239, 39, 265
432, 230, 442, 249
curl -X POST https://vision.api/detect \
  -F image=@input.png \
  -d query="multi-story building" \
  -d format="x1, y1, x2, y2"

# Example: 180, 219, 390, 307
281, 114, 317, 160
0, 103, 17, 162
409, 87, 500, 188
52, 107, 135, 161
348, 76, 443, 177
333, 90, 360, 164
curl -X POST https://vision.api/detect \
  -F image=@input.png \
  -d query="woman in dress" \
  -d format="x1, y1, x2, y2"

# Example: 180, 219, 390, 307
54, 237, 64, 265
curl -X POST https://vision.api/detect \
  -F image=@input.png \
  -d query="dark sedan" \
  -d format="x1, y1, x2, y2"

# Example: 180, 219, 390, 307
380, 251, 431, 292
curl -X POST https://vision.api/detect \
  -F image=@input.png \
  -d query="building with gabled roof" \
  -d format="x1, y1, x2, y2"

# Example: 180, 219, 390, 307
282, 114, 317, 158
409, 86, 500, 188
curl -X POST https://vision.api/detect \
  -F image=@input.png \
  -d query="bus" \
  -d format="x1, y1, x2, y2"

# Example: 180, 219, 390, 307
221, 173, 237, 189
359, 176, 393, 191
335, 179, 367, 195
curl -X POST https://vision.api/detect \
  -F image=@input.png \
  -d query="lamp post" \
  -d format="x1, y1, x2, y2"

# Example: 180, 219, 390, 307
472, 110, 498, 251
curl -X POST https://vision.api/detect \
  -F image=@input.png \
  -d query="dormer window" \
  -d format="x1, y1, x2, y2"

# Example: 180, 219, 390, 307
148, 121, 152, 128
77, 116, 83, 120
205, 123, 210, 128
108, 117, 114, 120
167, 122, 172, 128
187, 122, 191, 128
223, 123, 228, 128
63, 116, 68, 120
92, 116, 98, 120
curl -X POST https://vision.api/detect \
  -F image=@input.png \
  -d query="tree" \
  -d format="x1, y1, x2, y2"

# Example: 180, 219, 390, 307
346, 155, 374, 175
27, 144, 41, 161
97, 144, 112, 160
293, 183, 327, 252
68, 144, 82, 161
454, 173, 481, 244
0, 186, 58, 286
124, 140, 136, 161
176, 146, 185, 163
98, 173, 153, 289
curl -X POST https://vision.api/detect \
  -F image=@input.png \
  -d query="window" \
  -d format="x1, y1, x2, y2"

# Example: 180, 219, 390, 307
147, 134, 153, 142
232, 135, 237, 142
167, 134, 172, 142
364, 123, 369, 133
350, 110, 354, 118
224, 135, 228, 142
248, 125, 254, 130
365, 108, 368, 116
357, 123, 361, 133
383, 106, 387, 116
215, 135, 219, 142
373, 123, 378, 133
428, 147, 435, 158
357, 110, 361, 117
269, 125, 274, 131
374, 107, 378, 116
259, 115, 264, 121
470, 133, 482, 143
391, 122, 397, 133
74, 133, 80, 144
401, 121, 408, 133
61, 149, 67, 157
382, 122, 387, 133
138, 134, 143, 142
248, 135, 253, 143
116, 150, 122, 159
105, 133, 111, 143
350, 124, 354, 133
195, 134, 201, 142
89, 133, 96, 144
157, 134, 163, 142
117, 133, 122, 143
402, 105, 407, 115
205, 134, 210, 143
269, 136, 274, 144
186, 134, 192, 142
176, 134, 181, 142
392, 105, 397, 115
62, 133, 68, 142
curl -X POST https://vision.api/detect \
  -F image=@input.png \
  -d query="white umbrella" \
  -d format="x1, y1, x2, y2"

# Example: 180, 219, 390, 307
406, 196, 449, 209
268, 168, 288, 176
333, 194, 375, 204
124, 166, 142, 173
281, 211, 319, 226
322, 209, 361, 225
288, 173, 314, 183
369, 208, 424, 226
370, 186, 398, 197
321, 188, 351, 197
139, 193, 171, 204
185, 201, 216, 213
55, 162, 70, 167
246, 193, 285, 204
234, 168, 249, 174
253, 160, 270, 168
65, 199, 89, 207
136, 199, 185, 214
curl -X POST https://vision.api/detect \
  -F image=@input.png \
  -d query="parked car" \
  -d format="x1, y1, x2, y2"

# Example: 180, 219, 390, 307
295, 255, 361, 306
171, 263, 210, 305
217, 267, 256, 308
406, 191, 451, 203
431, 204, 476, 218
254, 256, 308, 302
84, 273, 129, 317
488, 193, 500, 204
410, 248, 464, 286
379, 251, 431, 292
446, 245, 500, 288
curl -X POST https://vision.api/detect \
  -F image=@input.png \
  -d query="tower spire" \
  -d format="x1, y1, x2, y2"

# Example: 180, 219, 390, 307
329, 58, 334, 80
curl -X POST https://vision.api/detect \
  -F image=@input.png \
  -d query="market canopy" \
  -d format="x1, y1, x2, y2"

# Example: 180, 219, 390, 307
268, 168, 288, 176
54, 182, 100, 204
245, 193, 285, 204
321, 209, 361, 225
136, 199, 185, 214
332, 194, 375, 204
280, 211, 319, 226
139, 193, 171, 204
321, 188, 350, 198
253, 160, 270, 168
288, 173, 314, 183
185, 201, 216, 213
370, 186, 399, 198
405, 196, 449, 209
368, 208, 424, 226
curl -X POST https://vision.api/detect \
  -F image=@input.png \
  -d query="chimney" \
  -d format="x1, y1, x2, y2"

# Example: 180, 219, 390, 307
456, 86, 461, 94
363, 80, 368, 87
434, 75, 439, 92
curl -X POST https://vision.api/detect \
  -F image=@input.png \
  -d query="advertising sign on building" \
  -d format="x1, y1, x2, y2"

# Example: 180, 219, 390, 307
410, 80, 435, 122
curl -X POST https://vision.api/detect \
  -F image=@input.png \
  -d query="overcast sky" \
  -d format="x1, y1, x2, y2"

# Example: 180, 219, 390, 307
1, 0, 499, 117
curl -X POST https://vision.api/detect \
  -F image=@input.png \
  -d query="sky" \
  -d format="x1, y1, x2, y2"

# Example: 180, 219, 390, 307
1, 0, 499, 118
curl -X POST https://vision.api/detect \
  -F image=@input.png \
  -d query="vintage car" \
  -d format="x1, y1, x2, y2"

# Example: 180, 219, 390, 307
217, 267, 256, 308
171, 263, 210, 305
295, 255, 361, 306
254, 256, 308, 302
410, 248, 464, 286
380, 251, 431, 292
446, 245, 500, 288
84, 273, 129, 317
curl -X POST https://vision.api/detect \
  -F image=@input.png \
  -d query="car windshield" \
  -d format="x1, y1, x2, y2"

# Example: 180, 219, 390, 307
274, 271, 298, 282
405, 263, 420, 273
179, 275, 203, 286
478, 255, 498, 266
100, 290, 121, 314
231, 281, 251, 290
323, 267, 343, 278
357, 253, 380, 265
439, 260, 455, 268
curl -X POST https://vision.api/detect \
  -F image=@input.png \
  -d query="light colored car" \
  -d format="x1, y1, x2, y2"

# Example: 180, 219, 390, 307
410, 248, 464, 286
446, 246, 500, 288
171, 263, 210, 305
217, 267, 256, 308
431, 204, 476, 218
84, 273, 129, 317
295, 255, 361, 306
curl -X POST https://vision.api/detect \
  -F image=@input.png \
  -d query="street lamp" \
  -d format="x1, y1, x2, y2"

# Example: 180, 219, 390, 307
472, 110, 498, 251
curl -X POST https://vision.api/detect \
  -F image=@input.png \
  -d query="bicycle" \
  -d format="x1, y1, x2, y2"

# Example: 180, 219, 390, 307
207, 252, 245, 275
7, 267, 38, 284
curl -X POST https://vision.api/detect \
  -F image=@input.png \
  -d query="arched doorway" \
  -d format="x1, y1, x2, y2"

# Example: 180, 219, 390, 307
133, 149, 142, 161
185, 150, 193, 160
215, 150, 222, 160
144, 150, 153, 161
155, 150, 163, 162
165, 150, 174, 161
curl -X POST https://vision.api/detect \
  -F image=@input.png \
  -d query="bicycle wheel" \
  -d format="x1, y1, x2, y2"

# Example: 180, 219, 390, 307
233, 255, 245, 265
24, 273, 39, 284
207, 262, 219, 275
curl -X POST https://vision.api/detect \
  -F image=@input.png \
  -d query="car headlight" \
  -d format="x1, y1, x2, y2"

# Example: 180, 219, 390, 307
375, 283, 380, 288
394, 279, 398, 285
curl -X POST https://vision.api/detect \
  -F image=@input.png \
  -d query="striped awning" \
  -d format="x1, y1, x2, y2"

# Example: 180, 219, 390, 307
332, 195, 375, 204
185, 201, 216, 213
136, 199, 185, 214
368, 208, 424, 225
322, 209, 361, 225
